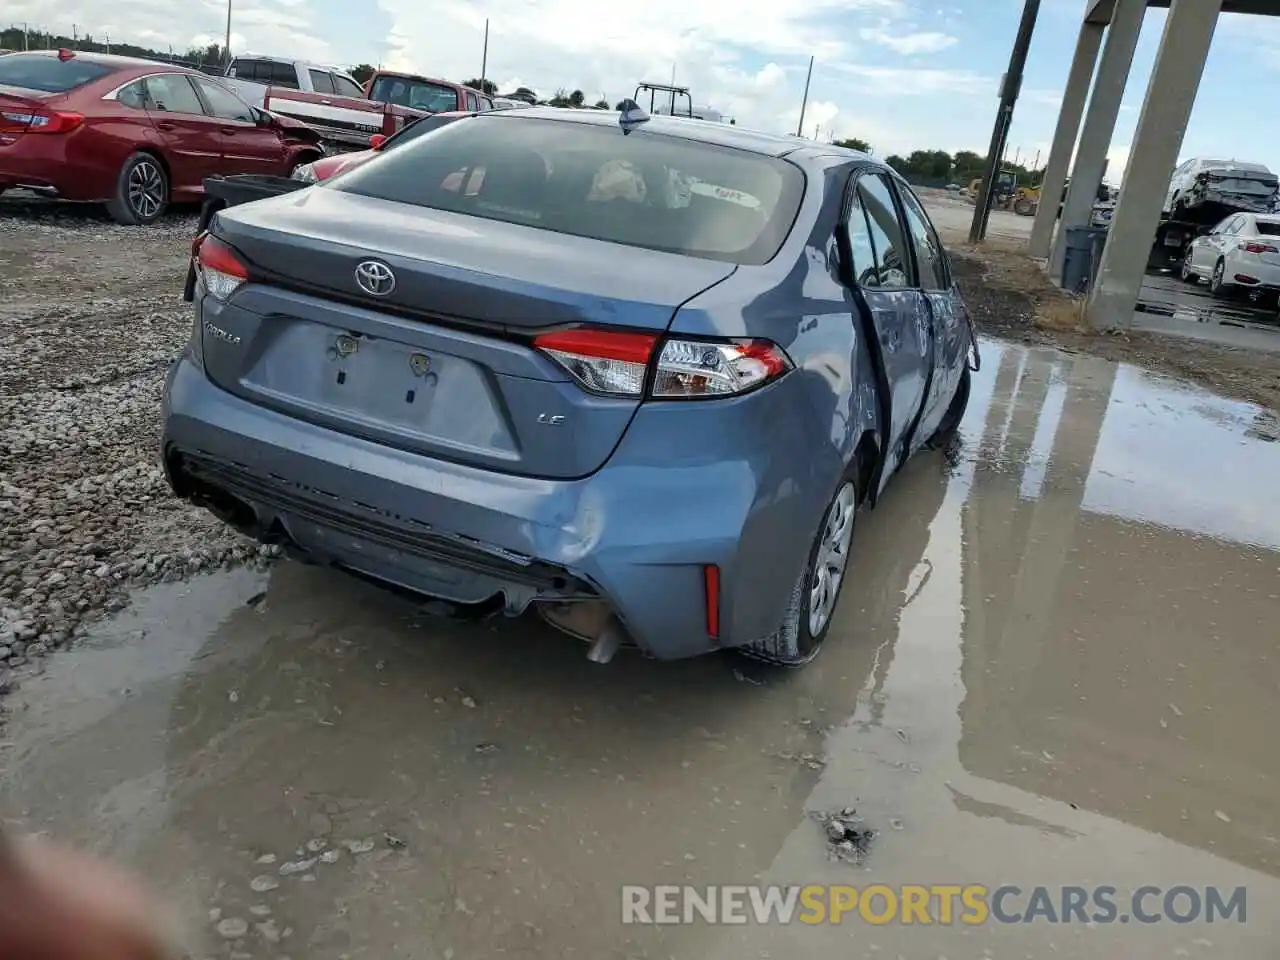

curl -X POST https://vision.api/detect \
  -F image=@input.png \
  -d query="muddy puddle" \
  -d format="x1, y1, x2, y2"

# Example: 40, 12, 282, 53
2, 341, 1277, 958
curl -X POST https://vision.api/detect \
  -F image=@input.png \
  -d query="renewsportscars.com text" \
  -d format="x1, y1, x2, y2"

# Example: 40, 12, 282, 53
621, 884, 1247, 926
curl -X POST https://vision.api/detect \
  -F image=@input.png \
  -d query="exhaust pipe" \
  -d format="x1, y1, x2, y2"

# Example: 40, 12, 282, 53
585, 616, 626, 665
539, 600, 631, 664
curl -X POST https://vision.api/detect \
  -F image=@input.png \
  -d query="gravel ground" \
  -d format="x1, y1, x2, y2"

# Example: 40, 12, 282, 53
0, 201, 274, 687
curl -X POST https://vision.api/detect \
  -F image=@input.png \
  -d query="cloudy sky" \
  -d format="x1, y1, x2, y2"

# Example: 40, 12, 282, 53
8, 0, 1280, 179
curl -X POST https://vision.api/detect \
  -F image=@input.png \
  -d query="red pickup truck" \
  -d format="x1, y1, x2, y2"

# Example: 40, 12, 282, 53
363, 71, 498, 113
262, 69, 492, 152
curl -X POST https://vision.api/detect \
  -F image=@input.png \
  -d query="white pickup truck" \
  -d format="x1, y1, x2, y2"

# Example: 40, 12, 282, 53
219, 56, 368, 106
218, 55, 425, 151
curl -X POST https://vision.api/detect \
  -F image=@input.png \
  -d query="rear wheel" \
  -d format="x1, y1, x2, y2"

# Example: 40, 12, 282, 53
287, 152, 321, 178
741, 479, 858, 667
106, 152, 169, 225
926, 366, 971, 451
1210, 259, 1230, 298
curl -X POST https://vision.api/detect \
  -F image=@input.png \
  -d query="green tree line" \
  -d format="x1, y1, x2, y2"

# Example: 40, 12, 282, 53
828, 139, 1044, 188
1, 25, 227, 72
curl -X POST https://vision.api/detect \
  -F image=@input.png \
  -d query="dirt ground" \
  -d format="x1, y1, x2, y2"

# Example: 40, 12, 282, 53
950, 241, 1280, 413
919, 189, 1280, 414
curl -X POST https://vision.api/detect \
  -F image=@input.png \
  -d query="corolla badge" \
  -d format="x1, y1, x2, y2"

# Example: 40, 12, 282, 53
354, 260, 396, 297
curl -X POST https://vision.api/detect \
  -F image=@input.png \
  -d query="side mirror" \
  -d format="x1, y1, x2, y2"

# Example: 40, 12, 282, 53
369, 134, 388, 151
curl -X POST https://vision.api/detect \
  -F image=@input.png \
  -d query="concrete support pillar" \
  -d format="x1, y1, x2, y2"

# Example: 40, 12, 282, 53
1048, 0, 1145, 281
1028, 20, 1104, 259
1088, 0, 1222, 329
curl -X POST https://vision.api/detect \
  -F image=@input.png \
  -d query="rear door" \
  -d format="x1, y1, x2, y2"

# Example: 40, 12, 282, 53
842, 170, 932, 480
331, 74, 367, 100
190, 76, 287, 177
1205, 215, 1242, 267
308, 69, 336, 96
141, 73, 223, 192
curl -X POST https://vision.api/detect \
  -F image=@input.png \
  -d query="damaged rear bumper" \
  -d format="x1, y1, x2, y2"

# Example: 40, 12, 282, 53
160, 357, 818, 660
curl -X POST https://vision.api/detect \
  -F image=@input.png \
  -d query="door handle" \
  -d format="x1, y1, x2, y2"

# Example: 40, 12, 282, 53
320, 99, 332, 105
221, 128, 237, 135
156, 120, 176, 130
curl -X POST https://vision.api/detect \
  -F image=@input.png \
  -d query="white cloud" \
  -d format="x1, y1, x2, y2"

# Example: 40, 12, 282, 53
858, 25, 958, 55
3, 0, 999, 147
1106, 143, 1131, 182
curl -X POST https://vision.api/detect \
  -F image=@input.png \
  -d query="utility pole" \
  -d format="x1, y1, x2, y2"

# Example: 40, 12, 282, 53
23, 22, 29, 50
105, 34, 110, 54
224, 0, 232, 67
72, 24, 78, 48
969, 0, 1041, 244
796, 55, 814, 137
480, 18, 488, 90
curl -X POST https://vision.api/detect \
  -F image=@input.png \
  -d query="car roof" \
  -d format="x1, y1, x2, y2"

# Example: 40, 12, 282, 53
477, 106, 838, 159
19, 48, 174, 71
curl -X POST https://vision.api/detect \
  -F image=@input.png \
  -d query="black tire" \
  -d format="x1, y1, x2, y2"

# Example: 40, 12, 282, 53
106, 152, 169, 225
926, 365, 971, 451
1179, 257, 1198, 284
287, 152, 321, 178
741, 478, 859, 667
1013, 198, 1035, 216
1210, 259, 1230, 298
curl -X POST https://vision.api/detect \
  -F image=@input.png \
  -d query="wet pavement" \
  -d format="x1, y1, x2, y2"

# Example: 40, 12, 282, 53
3, 340, 1279, 958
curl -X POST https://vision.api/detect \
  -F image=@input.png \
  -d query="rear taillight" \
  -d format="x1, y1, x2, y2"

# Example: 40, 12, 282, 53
194, 234, 249, 301
1, 110, 83, 134
650, 338, 791, 398
532, 329, 657, 396
532, 328, 792, 399
1241, 241, 1278, 254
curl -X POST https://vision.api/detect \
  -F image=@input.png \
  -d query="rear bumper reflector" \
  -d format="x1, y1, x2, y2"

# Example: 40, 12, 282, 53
704, 564, 721, 639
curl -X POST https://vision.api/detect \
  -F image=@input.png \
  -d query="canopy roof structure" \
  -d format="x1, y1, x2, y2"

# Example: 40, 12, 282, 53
1029, 0, 1280, 328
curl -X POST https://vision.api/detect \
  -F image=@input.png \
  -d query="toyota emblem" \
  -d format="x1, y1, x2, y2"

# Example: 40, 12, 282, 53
354, 260, 396, 297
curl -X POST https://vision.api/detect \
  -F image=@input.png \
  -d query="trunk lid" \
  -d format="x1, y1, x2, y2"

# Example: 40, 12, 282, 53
201, 188, 736, 479
0, 88, 58, 143
1200, 165, 1279, 197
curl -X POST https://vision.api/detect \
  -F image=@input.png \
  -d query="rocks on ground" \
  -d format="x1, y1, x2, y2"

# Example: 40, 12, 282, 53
0, 202, 279, 688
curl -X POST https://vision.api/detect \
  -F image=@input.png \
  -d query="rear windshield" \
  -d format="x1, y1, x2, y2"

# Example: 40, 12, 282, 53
331, 115, 804, 264
368, 76, 458, 113
0, 53, 115, 93
383, 113, 462, 150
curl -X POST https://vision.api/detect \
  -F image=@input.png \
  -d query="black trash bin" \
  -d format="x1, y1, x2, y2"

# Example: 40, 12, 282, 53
1061, 225, 1109, 294
184, 175, 311, 301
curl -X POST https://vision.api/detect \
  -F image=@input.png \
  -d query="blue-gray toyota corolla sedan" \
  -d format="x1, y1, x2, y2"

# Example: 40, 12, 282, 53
162, 106, 976, 666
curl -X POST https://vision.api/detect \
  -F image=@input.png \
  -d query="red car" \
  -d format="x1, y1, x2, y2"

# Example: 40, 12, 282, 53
0, 49, 324, 224
291, 110, 472, 183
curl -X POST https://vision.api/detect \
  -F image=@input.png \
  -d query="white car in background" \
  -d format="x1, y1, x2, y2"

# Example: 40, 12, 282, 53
1180, 212, 1280, 300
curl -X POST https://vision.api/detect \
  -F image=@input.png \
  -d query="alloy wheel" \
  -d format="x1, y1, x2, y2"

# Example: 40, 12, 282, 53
807, 482, 856, 637
127, 160, 164, 220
